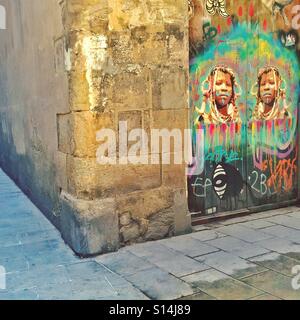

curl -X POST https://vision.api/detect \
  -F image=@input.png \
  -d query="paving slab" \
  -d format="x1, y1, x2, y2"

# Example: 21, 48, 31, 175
243, 270, 300, 300
253, 208, 294, 219
207, 236, 270, 259
249, 252, 300, 277
177, 292, 216, 300
190, 230, 227, 242
0, 255, 30, 274
288, 210, 300, 219
95, 251, 154, 276
5, 265, 71, 292
98, 285, 150, 300
126, 268, 194, 300
17, 229, 61, 245
37, 283, 75, 300
217, 215, 258, 226
160, 235, 219, 258
215, 224, 274, 243
261, 225, 300, 244
0, 244, 25, 260
0, 234, 21, 249
255, 238, 300, 260
0, 288, 39, 300
182, 269, 262, 300
248, 294, 281, 300
265, 215, 300, 230
238, 219, 275, 230
195, 251, 266, 279
128, 242, 209, 277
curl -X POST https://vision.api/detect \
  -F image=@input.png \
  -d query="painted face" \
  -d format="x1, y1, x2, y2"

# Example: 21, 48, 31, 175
213, 71, 233, 109
259, 71, 278, 106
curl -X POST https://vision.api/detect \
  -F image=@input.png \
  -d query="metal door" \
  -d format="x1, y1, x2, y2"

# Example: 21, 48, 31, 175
188, 0, 300, 220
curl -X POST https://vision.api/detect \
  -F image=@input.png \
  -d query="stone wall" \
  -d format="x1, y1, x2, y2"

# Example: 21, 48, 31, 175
0, 0, 191, 256
0, 0, 69, 228
59, 0, 192, 255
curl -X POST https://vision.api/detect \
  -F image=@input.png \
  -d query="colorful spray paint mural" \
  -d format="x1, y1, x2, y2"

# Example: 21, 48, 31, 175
188, 0, 300, 217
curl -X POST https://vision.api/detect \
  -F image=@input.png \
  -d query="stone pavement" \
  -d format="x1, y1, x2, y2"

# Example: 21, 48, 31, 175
1, 169, 300, 300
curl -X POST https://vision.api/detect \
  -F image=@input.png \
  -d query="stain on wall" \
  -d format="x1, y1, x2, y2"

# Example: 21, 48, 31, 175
188, 0, 300, 217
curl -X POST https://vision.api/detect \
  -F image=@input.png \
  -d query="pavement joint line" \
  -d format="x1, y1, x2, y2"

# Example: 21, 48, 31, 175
243, 250, 277, 261
238, 277, 285, 301
222, 272, 273, 298
220, 211, 296, 226
237, 267, 296, 284
191, 249, 223, 260
237, 268, 272, 281
177, 264, 212, 279
250, 263, 295, 279
200, 264, 269, 283
180, 272, 263, 301
266, 222, 300, 232
281, 253, 300, 263
212, 233, 278, 245
248, 293, 282, 300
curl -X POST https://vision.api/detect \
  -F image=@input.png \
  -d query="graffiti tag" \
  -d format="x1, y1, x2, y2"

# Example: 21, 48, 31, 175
249, 171, 268, 196
205, 146, 241, 163
192, 177, 212, 197
203, 22, 218, 41
267, 156, 297, 193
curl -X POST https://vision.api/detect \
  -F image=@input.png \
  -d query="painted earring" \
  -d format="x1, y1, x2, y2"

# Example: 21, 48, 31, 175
250, 82, 258, 97
279, 78, 286, 93
201, 79, 211, 96
234, 82, 242, 97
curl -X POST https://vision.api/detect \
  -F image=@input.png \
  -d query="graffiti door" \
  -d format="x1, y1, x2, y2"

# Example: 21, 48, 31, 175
188, 0, 300, 218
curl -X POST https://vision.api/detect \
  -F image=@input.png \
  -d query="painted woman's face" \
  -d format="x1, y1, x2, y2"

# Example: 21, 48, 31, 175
213, 71, 233, 109
259, 71, 278, 106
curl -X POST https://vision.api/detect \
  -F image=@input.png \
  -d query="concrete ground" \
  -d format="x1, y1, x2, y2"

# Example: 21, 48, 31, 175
1, 169, 300, 300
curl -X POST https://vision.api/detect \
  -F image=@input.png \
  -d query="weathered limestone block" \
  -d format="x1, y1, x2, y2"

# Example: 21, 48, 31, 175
111, 68, 150, 109
116, 187, 174, 219
59, 191, 119, 256
58, 111, 115, 157
116, 186, 191, 246
108, 0, 187, 31
151, 67, 188, 110
119, 211, 132, 226
66, 0, 109, 31
68, 70, 90, 111
152, 108, 189, 130
152, 108, 189, 156
109, 31, 135, 65
119, 211, 149, 244
173, 189, 192, 235
144, 209, 175, 241
130, 27, 170, 65
162, 163, 186, 188
66, 156, 161, 199
166, 24, 188, 65
160, 67, 188, 110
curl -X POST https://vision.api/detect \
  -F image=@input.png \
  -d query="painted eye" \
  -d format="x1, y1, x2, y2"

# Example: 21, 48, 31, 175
213, 165, 227, 199
212, 163, 244, 200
